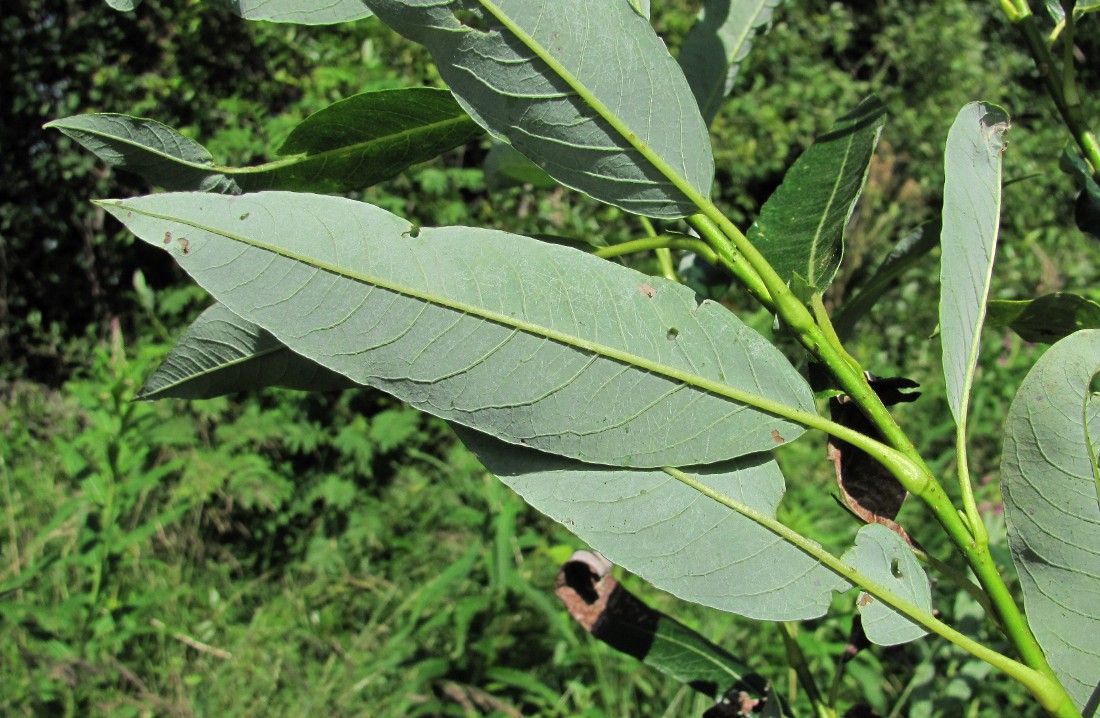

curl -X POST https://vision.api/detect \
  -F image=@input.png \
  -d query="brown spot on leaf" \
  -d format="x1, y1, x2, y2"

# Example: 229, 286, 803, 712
163, 231, 173, 245
639, 283, 657, 298
771, 429, 785, 444
178, 237, 190, 255
858, 593, 874, 607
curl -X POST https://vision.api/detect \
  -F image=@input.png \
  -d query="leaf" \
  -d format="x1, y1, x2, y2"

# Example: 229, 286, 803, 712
458, 428, 848, 619
48, 89, 480, 195
626, 0, 651, 19
679, 0, 785, 126
209, 0, 373, 23
986, 293, 1100, 344
748, 96, 887, 295
362, 0, 714, 219
841, 524, 932, 646
831, 222, 939, 342
46, 114, 240, 193
1061, 148, 1100, 240
938, 102, 1010, 426
482, 140, 558, 191
104, 0, 142, 10
139, 303, 355, 400
99, 191, 814, 468
828, 376, 921, 542
1001, 329, 1100, 711
555, 551, 788, 715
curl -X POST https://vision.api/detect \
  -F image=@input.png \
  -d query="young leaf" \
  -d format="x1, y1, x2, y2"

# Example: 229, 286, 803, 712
748, 96, 887, 296
986, 292, 1100, 343
48, 89, 481, 195
209, 0, 373, 23
458, 429, 849, 620
939, 102, 1010, 426
139, 303, 356, 400
99, 191, 814, 468
555, 551, 785, 714
362, 0, 714, 219
679, 0, 785, 126
46, 114, 240, 193
1001, 329, 1100, 712
840, 524, 932, 646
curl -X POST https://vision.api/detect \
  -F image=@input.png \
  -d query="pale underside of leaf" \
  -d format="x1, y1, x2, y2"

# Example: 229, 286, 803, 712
841, 524, 931, 646
679, 0, 785, 125
46, 114, 240, 193
362, 0, 714, 218
939, 101, 1009, 426
1002, 330, 1100, 711
140, 303, 355, 400
460, 428, 849, 620
100, 191, 813, 468
211, 0, 373, 23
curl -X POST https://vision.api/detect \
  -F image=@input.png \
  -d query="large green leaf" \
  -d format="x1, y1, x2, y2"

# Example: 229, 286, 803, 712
679, 0, 785, 125
939, 102, 1009, 425
1002, 330, 1100, 712
362, 0, 714, 219
458, 429, 848, 619
139, 303, 355, 400
747, 96, 886, 296
48, 89, 480, 194
840, 524, 931, 646
209, 0, 372, 23
99, 191, 814, 468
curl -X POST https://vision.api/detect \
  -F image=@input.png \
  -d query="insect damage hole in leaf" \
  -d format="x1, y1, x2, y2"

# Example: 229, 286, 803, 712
452, 7, 492, 33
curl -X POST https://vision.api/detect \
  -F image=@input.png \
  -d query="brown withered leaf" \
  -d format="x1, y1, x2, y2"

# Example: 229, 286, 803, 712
828, 374, 920, 544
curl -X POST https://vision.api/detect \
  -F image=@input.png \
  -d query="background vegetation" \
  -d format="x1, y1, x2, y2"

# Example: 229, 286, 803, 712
2, 0, 1096, 715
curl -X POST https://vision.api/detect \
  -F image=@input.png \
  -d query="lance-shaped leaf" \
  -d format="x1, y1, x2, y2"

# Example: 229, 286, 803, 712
48, 90, 481, 195
1002, 329, 1100, 712
986, 292, 1100, 344
457, 429, 848, 619
939, 102, 1009, 425
555, 551, 788, 715
209, 0, 372, 23
679, 0, 785, 126
840, 524, 931, 646
46, 114, 240, 193
99, 191, 814, 468
140, 303, 356, 400
748, 96, 886, 296
362, 0, 714, 219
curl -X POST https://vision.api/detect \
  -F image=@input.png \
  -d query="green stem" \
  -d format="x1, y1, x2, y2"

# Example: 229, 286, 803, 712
688, 206, 1074, 713
663, 468, 1079, 718
778, 622, 836, 718
594, 236, 718, 264
955, 421, 989, 546
1002, 0, 1100, 183
638, 216, 679, 282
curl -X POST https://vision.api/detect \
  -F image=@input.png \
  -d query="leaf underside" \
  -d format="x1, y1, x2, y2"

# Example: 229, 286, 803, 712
459, 428, 848, 620
1001, 330, 1100, 711
211, 0, 373, 23
939, 101, 1009, 425
363, 0, 714, 218
679, 0, 785, 126
140, 303, 355, 400
101, 191, 813, 468
841, 524, 931, 646
986, 292, 1100, 344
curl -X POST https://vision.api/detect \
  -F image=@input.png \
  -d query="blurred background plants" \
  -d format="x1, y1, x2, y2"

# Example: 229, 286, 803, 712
2, 0, 1096, 715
